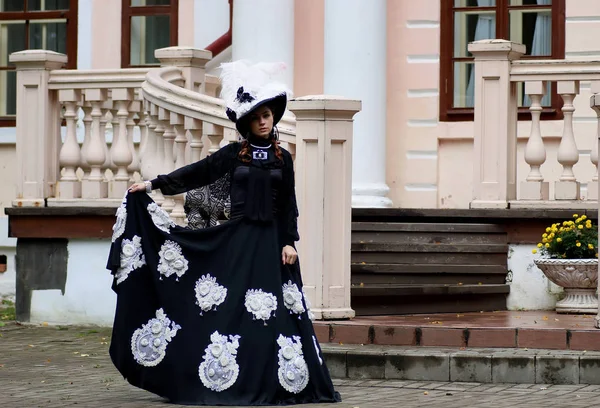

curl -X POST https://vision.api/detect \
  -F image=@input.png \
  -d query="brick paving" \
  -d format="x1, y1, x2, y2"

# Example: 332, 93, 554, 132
2, 323, 600, 407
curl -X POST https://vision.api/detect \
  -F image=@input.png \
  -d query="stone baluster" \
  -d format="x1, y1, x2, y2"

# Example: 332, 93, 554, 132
589, 82, 600, 201
109, 89, 134, 198
80, 102, 93, 179
555, 81, 581, 200
82, 89, 108, 198
152, 105, 172, 208
57, 89, 82, 199
521, 81, 549, 200
170, 112, 187, 224
101, 101, 114, 181
205, 124, 224, 155
139, 103, 156, 181
185, 117, 204, 163
127, 101, 142, 179
137, 109, 150, 168
146, 104, 165, 205
155, 108, 173, 211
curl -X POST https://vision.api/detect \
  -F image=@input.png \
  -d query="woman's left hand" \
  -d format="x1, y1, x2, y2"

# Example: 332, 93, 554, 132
281, 245, 298, 265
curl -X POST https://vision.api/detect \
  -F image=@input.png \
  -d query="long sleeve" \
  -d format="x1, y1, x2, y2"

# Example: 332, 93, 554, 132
150, 143, 239, 196
278, 149, 300, 247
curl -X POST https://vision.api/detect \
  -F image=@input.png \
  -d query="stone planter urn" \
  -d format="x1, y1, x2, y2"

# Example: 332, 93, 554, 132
534, 258, 598, 314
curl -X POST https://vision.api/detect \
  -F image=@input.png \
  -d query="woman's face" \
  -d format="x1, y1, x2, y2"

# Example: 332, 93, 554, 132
248, 105, 274, 138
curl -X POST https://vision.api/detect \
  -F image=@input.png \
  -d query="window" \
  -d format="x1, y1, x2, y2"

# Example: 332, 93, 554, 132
121, 0, 178, 67
0, 0, 78, 126
440, 0, 565, 121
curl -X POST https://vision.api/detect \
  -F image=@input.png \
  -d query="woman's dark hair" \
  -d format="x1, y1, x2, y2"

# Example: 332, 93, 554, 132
238, 105, 283, 163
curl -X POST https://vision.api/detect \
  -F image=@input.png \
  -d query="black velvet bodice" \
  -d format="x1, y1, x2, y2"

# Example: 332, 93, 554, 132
150, 138, 299, 247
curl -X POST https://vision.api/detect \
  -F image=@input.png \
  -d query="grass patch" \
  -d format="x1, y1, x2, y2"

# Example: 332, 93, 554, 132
0, 306, 15, 321
1, 299, 14, 306
77, 329, 100, 337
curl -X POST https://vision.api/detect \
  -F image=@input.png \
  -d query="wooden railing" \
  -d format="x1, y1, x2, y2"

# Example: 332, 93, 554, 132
9, 46, 360, 320
470, 39, 600, 209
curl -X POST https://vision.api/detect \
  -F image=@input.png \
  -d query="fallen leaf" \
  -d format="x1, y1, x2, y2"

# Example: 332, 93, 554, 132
42, 322, 48, 327
456, 314, 464, 318
542, 316, 549, 321
73, 352, 79, 355
46, 359, 51, 363
540, 387, 547, 390
41, 380, 45, 383
28, 345, 35, 348
458, 282, 463, 286
80, 354, 90, 357
424, 391, 429, 395
555, 319, 560, 322
359, 282, 364, 287
0, 364, 4, 368
477, 282, 482, 285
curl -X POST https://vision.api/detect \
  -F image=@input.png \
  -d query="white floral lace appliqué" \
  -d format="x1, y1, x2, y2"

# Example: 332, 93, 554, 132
244, 289, 277, 324
277, 335, 309, 394
158, 240, 188, 280
195, 274, 227, 315
302, 288, 315, 321
147, 202, 177, 233
116, 235, 146, 285
198, 331, 241, 392
131, 308, 181, 367
282, 281, 305, 318
112, 195, 127, 242
312, 335, 323, 365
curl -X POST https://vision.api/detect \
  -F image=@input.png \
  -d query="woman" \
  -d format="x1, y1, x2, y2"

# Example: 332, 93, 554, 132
107, 61, 341, 405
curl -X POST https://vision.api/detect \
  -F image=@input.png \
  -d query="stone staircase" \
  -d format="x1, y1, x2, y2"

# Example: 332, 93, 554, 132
351, 220, 509, 315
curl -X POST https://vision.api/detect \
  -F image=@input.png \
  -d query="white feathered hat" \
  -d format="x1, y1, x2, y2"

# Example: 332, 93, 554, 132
219, 60, 291, 136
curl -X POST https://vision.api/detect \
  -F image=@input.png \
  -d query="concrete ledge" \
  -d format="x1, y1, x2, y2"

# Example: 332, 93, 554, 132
322, 344, 600, 384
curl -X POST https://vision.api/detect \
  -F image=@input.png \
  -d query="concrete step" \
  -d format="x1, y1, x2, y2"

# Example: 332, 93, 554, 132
321, 343, 600, 385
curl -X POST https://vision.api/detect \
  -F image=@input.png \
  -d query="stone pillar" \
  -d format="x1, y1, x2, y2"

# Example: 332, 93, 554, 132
323, 0, 390, 208
9, 50, 67, 207
289, 96, 360, 320
469, 40, 524, 209
232, 0, 294, 89
592, 92, 600, 329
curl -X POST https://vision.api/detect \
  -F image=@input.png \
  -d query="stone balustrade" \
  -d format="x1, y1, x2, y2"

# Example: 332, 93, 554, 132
470, 39, 600, 209
9, 46, 359, 320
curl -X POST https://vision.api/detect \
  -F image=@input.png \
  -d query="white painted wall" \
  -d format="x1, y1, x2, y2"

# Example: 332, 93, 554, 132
507, 244, 563, 311
194, 0, 230, 49
29, 239, 116, 326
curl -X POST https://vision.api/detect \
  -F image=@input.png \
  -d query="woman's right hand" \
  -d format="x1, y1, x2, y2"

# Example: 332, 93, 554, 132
128, 182, 148, 193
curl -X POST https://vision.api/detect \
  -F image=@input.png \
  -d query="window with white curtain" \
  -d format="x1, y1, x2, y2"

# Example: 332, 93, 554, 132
440, 0, 564, 122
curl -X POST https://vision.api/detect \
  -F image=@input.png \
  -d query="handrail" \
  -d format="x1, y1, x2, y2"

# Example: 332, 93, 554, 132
510, 59, 600, 82
48, 68, 151, 90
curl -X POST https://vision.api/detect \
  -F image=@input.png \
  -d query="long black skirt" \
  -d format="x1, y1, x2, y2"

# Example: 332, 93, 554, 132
106, 192, 341, 405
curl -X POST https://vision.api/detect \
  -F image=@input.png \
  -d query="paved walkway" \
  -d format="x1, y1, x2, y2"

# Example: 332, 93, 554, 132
2, 323, 600, 407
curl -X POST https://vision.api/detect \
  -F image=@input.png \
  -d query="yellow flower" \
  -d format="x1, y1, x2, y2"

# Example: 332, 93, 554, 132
537, 243, 543, 248
557, 238, 562, 243
542, 238, 548, 243
532, 249, 537, 254
545, 243, 550, 248
542, 233, 548, 238
589, 244, 595, 250
576, 242, 582, 247
573, 214, 579, 218
582, 215, 587, 220
578, 225, 584, 230
546, 227, 551, 233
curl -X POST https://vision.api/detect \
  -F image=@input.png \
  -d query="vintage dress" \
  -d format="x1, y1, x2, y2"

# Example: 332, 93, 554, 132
107, 139, 341, 405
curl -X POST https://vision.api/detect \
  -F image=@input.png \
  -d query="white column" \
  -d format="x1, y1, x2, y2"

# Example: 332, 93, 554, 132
324, 0, 391, 208
232, 0, 294, 89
